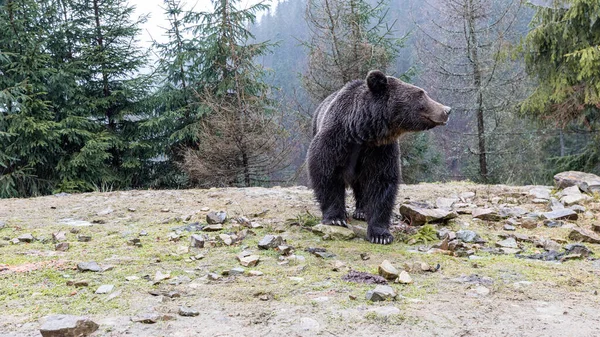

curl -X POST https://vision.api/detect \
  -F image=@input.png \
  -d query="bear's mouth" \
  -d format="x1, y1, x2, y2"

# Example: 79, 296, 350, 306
423, 116, 447, 126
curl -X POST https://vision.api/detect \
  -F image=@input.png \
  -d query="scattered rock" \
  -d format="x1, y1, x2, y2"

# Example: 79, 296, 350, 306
331, 260, 346, 272
218, 234, 233, 246
396, 271, 413, 284
77, 235, 92, 242
130, 313, 163, 324
17, 233, 34, 243
52, 232, 67, 242
570, 205, 587, 213
248, 270, 264, 276
77, 262, 101, 273
561, 194, 590, 206
277, 245, 292, 255
529, 187, 551, 200
311, 224, 356, 240
568, 227, 600, 244
503, 224, 516, 231
541, 209, 578, 221
95, 284, 114, 294
258, 235, 284, 249
66, 280, 89, 287
520, 218, 538, 229
460, 191, 476, 200
472, 208, 502, 221
55, 242, 70, 252
237, 252, 260, 267
499, 207, 527, 218
399, 203, 458, 225
190, 234, 205, 248
342, 270, 387, 285
456, 230, 480, 243
366, 285, 396, 301
435, 197, 459, 210
206, 211, 227, 224
496, 237, 518, 249
564, 244, 593, 258
154, 271, 171, 283
554, 171, 600, 193
378, 260, 399, 280
202, 224, 223, 231
178, 307, 200, 317
229, 267, 245, 276
127, 238, 142, 247
39, 315, 99, 337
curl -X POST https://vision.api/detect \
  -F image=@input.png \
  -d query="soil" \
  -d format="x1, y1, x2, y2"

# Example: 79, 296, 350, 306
1, 182, 600, 336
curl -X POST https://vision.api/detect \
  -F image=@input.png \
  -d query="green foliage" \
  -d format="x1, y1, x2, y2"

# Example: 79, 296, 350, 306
285, 211, 320, 227
399, 133, 444, 183
409, 224, 438, 245
522, 0, 600, 174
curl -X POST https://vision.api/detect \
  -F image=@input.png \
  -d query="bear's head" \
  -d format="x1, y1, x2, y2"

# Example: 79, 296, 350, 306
366, 70, 451, 134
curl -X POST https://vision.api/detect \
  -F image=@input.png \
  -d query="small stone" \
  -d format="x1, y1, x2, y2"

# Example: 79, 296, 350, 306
248, 270, 264, 276
95, 284, 114, 294
154, 271, 171, 283
496, 237, 518, 249
176, 245, 189, 255
128, 208, 136, 212
55, 242, 70, 252
127, 238, 142, 247
460, 191, 476, 200
77, 235, 91, 242
472, 208, 502, 221
529, 187, 551, 200
202, 224, 223, 231
360, 253, 370, 260
139, 230, 148, 236
178, 307, 200, 317
396, 271, 413, 284
331, 260, 346, 272
190, 234, 205, 248
206, 211, 227, 224
250, 222, 263, 229
541, 209, 578, 221
229, 267, 245, 275
378, 260, 399, 280
17, 233, 34, 243
503, 225, 516, 231
52, 232, 67, 242
561, 194, 590, 206
10, 238, 20, 245
207, 273, 221, 281
277, 245, 292, 255
77, 262, 101, 272
520, 218, 538, 229
237, 253, 260, 267
218, 234, 233, 246
564, 243, 592, 258
130, 313, 161, 324
456, 230, 479, 243
311, 224, 356, 240
39, 315, 99, 337
568, 227, 600, 244
258, 235, 284, 249
499, 248, 521, 255
366, 285, 397, 301
66, 280, 89, 287
399, 203, 458, 225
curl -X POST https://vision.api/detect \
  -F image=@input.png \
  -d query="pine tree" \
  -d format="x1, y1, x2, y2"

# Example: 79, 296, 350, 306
181, 0, 293, 187
522, 0, 600, 173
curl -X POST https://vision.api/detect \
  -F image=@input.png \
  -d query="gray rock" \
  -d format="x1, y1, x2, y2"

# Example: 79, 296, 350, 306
529, 187, 551, 200
95, 284, 114, 294
399, 204, 458, 225
178, 307, 200, 317
154, 271, 171, 282
472, 208, 502, 221
218, 233, 233, 246
77, 262, 101, 272
396, 270, 413, 284
568, 227, 600, 244
10, 238, 20, 245
52, 232, 67, 242
378, 260, 399, 280
570, 205, 586, 213
496, 237, 518, 249
456, 230, 479, 243
561, 194, 590, 206
498, 207, 527, 218
39, 315, 99, 337
190, 234, 205, 248
366, 285, 397, 301
77, 235, 91, 242
58, 219, 93, 227
503, 224, 516, 231
541, 209, 578, 221
311, 224, 356, 240
258, 235, 284, 249
55, 242, 70, 252
435, 197, 459, 210
237, 252, 260, 267
564, 244, 593, 257
202, 224, 223, 231
543, 220, 564, 228
17, 233, 34, 243
460, 191, 476, 200
130, 313, 162, 324
229, 267, 245, 275
206, 211, 227, 224
554, 171, 600, 193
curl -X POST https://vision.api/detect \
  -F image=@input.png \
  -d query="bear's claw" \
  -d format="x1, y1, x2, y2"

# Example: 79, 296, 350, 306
323, 218, 348, 227
369, 235, 393, 245
352, 210, 366, 221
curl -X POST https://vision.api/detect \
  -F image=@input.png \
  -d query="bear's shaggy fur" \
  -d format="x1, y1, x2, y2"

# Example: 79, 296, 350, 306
307, 70, 451, 244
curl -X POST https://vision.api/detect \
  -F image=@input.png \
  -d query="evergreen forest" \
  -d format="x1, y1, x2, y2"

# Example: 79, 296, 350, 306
1, 0, 599, 198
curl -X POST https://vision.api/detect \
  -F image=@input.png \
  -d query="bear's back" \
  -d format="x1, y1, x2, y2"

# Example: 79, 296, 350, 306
312, 80, 365, 136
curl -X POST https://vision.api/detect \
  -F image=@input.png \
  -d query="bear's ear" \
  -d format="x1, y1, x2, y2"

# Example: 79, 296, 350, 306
366, 70, 388, 94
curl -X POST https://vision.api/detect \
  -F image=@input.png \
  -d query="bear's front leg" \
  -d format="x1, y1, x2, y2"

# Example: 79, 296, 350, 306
361, 144, 399, 244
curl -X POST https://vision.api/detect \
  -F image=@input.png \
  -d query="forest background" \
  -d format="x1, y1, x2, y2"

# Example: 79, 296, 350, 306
1, 0, 599, 198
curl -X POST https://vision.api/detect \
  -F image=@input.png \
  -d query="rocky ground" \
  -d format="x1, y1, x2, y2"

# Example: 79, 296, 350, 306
1, 171, 600, 336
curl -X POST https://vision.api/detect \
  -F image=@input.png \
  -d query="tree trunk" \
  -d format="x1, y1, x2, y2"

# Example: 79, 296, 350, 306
466, 0, 487, 182
92, 0, 113, 130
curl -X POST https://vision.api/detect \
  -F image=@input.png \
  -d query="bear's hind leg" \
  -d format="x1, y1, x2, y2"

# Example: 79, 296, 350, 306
351, 182, 366, 221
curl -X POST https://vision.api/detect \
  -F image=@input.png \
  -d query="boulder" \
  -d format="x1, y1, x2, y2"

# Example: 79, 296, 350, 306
399, 204, 458, 225
554, 171, 600, 193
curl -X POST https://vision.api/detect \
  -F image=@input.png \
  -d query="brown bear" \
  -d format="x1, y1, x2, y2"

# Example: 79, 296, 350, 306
307, 70, 450, 244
